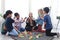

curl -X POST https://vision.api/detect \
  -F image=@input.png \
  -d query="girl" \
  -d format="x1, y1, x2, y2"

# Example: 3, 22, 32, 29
14, 13, 26, 36
36, 9, 45, 32
25, 12, 36, 39
1, 14, 7, 35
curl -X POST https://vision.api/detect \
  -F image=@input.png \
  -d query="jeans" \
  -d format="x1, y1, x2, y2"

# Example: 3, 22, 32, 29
8, 29, 18, 36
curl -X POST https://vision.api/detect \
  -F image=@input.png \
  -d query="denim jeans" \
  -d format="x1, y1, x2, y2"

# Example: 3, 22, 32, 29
8, 29, 18, 36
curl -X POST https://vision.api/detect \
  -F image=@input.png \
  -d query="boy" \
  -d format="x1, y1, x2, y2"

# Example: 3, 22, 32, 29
5, 10, 20, 37
43, 7, 57, 36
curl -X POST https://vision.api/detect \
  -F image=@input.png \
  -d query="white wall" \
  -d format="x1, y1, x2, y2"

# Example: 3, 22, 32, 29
31, 0, 52, 19
5, 0, 52, 19
5, 0, 29, 18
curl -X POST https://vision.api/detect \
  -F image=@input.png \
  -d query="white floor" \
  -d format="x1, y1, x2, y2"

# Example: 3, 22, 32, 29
0, 34, 13, 40
53, 38, 60, 40
0, 33, 60, 40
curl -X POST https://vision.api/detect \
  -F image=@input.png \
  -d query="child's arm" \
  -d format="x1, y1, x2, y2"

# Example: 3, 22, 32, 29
14, 26, 18, 31
14, 18, 19, 23
3, 26, 7, 30
14, 17, 21, 23
10, 18, 14, 23
20, 17, 27, 23
14, 26, 20, 33
32, 20, 36, 30
44, 16, 47, 29
44, 22, 46, 29
23, 17, 27, 22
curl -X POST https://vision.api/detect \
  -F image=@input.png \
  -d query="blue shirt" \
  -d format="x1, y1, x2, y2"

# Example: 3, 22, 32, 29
5, 17, 14, 32
44, 14, 52, 29
36, 17, 43, 25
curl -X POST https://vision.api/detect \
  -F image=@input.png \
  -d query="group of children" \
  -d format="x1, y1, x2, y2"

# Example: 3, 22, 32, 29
1, 7, 58, 39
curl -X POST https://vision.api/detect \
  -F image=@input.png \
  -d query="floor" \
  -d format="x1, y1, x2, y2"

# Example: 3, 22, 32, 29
0, 32, 60, 40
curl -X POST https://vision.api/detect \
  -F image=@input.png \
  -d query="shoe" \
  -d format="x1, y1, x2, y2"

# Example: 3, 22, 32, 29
18, 34, 24, 38
36, 35, 39, 38
29, 36, 33, 40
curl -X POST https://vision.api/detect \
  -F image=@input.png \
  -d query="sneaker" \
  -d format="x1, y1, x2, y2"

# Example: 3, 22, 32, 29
36, 35, 39, 38
36, 34, 42, 39
29, 36, 33, 40
18, 34, 24, 38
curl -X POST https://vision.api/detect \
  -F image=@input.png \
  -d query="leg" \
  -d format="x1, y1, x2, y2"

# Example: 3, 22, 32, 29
9, 29, 18, 37
46, 29, 51, 36
20, 28, 25, 32
46, 29, 57, 36
1, 30, 7, 35
20, 28, 26, 36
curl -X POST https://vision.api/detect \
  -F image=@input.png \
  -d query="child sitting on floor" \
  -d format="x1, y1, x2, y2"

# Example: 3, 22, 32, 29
36, 9, 45, 32
1, 14, 7, 35
5, 10, 20, 37
25, 12, 37, 40
14, 13, 26, 36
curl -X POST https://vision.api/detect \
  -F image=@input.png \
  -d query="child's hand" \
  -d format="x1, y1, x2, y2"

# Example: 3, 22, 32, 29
24, 17, 27, 20
40, 17, 44, 19
23, 17, 27, 22
3, 26, 7, 30
24, 17, 27, 19
32, 27, 34, 30
44, 22, 46, 29
36, 24, 38, 26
